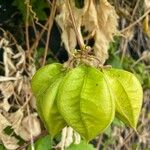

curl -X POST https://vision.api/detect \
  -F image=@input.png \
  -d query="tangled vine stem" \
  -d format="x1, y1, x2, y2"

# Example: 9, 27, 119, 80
65, 0, 85, 50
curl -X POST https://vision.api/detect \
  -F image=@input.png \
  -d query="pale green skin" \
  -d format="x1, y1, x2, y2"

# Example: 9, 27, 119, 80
102, 68, 143, 129
31, 63, 143, 141
31, 63, 66, 137
57, 65, 115, 141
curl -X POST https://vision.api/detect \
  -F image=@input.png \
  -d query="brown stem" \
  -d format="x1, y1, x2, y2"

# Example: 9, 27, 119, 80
30, 18, 49, 53
120, 8, 150, 33
42, 0, 57, 66
66, 0, 85, 50
25, 0, 30, 58
131, 0, 140, 20
96, 135, 103, 150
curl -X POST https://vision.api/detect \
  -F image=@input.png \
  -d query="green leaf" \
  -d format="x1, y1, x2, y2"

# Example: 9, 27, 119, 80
107, 54, 122, 69
12, 0, 26, 20
4, 126, 14, 135
66, 141, 95, 150
57, 65, 115, 141
27, 135, 52, 150
31, 0, 48, 21
0, 145, 6, 150
31, 63, 66, 137
103, 69, 143, 129
112, 117, 125, 128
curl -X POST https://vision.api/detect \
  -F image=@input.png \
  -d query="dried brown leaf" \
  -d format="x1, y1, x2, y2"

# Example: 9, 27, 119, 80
83, 0, 118, 64
0, 82, 14, 99
55, 3, 76, 55
1, 134, 19, 150
0, 113, 19, 150
144, 0, 150, 10
0, 99, 11, 112
56, 0, 118, 64
0, 82, 14, 111
18, 113, 41, 141
9, 109, 24, 134
0, 34, 37, 146
0, 113, 11, 130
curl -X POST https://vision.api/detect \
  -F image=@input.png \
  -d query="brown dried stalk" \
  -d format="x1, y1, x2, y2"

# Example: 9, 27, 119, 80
42, 0, 57, 66
65, 0, 85, 50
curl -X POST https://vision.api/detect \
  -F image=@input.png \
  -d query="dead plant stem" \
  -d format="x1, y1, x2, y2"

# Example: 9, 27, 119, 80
120, 8, 150, 33
131, 0, 141, 20
25, 0, 30, 58
27, 105, 35, 150
30, 17, 49, 53
96, 135, 103, 150
66, 0, 85, 50
42, 0, 57, 66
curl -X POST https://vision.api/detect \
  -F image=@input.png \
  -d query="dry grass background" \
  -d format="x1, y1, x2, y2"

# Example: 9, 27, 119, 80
0, 0, 150, 149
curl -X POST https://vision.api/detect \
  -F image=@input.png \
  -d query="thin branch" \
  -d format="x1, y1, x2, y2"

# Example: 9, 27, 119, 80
42, 0, 57, 66
120, 8, 150, 33
28, 1, 53, 56
121, 38, 128, 64
118, 130, 135, 149
25, 0, 30, 57
32, 20, 38, 40
131, 0, 141, 20
66, 0, 85, 50
96, 135, 103, 150
27, 105, 34, 150
30, 16, 50, 53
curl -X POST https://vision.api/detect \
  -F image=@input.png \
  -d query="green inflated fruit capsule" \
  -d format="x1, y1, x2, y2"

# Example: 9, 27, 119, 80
31, 63, 67, 137
102, 68, 143, 130
57, 65, 115, 141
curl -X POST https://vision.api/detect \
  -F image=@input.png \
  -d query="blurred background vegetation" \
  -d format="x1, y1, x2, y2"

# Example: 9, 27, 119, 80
0, 0, 150, 150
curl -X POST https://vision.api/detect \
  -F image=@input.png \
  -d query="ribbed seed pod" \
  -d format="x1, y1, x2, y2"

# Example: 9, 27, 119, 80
31, 63, 67, 137
57, 65, 115, 141
32, 63, 143, 141
102, 68, 143, 129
